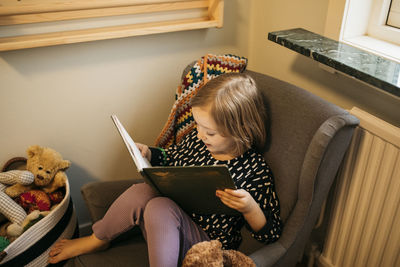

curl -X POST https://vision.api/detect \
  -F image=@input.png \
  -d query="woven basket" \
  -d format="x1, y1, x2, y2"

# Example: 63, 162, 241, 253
0, 163, 78, 266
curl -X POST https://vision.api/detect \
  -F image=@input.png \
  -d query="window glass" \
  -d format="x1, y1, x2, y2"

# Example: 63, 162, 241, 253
387, 0, 400, 28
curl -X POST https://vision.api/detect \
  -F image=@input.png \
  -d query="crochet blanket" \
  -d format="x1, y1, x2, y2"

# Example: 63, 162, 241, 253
155, 54, 248, 148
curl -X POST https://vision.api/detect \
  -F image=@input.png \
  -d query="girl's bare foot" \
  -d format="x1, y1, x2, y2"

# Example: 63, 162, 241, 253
48, 233, 109, 263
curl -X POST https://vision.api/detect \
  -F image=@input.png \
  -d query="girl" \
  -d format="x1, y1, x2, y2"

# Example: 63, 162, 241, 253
48, 73, 282, 266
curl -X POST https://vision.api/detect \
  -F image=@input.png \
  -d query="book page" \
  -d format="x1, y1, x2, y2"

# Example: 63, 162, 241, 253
111, 115, 151, 171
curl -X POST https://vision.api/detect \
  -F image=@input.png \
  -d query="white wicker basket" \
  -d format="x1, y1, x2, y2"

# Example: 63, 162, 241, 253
0, 179, 78, 266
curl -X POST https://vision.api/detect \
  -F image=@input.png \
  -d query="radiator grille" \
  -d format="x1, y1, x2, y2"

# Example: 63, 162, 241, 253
318, 107, 400, 267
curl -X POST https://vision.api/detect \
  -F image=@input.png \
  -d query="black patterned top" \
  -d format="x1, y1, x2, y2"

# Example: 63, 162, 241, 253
150, 129, 282, 249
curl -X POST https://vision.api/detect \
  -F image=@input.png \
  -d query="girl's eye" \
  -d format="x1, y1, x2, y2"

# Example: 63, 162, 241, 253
46, 170, 51, 174
38, 167, 43, 170
207, 133, 215, 137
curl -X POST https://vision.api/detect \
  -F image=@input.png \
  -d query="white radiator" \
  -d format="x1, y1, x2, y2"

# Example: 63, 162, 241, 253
317, 107, 400, 267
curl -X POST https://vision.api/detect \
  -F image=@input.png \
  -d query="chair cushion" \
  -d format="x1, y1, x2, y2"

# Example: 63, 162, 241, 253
81, 179, 140, 223
65, 234, 148, 267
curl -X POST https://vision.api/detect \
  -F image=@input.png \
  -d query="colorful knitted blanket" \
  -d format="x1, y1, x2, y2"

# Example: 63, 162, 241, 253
155, 54, 248, 148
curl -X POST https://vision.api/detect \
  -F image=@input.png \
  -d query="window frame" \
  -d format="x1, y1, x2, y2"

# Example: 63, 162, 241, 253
367, 0, 400, 45
325, 0, 400, 63
386, 0, 400, 28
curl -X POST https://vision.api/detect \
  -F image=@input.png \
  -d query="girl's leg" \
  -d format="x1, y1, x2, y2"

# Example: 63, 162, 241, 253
141, 197, 210, 267
93, 182, 159, 240
49, 183, 158, 263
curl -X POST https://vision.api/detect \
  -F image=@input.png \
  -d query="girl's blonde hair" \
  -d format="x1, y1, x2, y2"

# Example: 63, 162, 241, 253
191, 73, 267, 155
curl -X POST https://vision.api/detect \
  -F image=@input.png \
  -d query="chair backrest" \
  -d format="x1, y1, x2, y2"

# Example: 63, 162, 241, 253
243, 71, 359, 266
248, 70, 347, 221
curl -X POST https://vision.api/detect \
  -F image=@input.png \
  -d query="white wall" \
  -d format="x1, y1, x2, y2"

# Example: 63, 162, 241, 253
0, 1, 252, 226
247, 0, 400, 128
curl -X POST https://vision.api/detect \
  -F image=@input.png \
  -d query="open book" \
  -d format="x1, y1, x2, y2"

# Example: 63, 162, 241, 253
111, 115, 239, 215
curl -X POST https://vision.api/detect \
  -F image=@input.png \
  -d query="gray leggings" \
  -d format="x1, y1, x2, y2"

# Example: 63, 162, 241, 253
92, 183, 210, 267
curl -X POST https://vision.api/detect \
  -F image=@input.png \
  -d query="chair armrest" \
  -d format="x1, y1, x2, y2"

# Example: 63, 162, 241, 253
81, 179, 143, 223
249, 241, 286, 267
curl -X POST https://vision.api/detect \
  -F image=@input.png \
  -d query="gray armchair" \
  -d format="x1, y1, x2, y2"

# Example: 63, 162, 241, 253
66, 69, 359, 267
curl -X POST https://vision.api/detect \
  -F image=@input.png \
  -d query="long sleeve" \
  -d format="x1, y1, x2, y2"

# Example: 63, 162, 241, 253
149, 142, 179, 166
149, 147, 166, 166
242, 158, 282, 243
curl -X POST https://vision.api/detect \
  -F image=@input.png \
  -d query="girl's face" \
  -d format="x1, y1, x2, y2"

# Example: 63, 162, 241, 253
192, 105, 236, 160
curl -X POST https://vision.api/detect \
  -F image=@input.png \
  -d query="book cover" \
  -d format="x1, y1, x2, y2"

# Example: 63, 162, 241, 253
111, 115, 238, 215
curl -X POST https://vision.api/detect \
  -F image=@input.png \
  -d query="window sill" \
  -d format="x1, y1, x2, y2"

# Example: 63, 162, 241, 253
344, 35, 400, 64
268, 28, 400, 98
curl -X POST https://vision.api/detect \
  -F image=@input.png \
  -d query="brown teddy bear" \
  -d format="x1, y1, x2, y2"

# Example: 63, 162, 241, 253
182, 240, 256, 267
5, 145, 70, 198
0, 146, 69, 241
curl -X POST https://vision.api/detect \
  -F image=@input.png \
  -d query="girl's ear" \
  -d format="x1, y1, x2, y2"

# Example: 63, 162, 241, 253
58, 160, 71, 170
27, 145, 42, 158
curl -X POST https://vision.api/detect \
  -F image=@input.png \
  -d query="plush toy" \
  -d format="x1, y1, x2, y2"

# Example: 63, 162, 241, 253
18, 190, 52, 213
5, 145, 70, 198
0, 145, 69, 242
0, 170, 34, 238
0, 210, 50, 241
182, 240, 256, 267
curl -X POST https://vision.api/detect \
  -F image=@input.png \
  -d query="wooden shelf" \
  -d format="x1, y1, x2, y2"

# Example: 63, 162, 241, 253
0, 0, 223, 51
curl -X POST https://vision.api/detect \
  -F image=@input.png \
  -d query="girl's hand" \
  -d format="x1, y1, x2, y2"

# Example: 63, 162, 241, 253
216, 188, 267, 232
215, 189, 257, 215
136, 143, 151, 161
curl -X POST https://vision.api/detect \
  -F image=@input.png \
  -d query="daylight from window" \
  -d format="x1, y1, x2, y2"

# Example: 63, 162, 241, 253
387, 0, 400, 28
